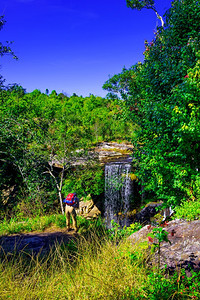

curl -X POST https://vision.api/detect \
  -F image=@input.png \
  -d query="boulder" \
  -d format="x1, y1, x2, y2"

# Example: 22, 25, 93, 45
134, 202, 163, 224
133, 202, 174, 225
78, 199, 94, 215
84, 206, 101, 219
128, 219, 200, 273
76, 199, 101, 219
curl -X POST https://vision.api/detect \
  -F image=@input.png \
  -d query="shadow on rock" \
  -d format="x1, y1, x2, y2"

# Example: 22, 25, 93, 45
0, 230, 77, 257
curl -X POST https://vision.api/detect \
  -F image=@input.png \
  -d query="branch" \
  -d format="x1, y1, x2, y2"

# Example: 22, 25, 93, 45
44, 167, 65, 214
151, 7, 164, 27
126, 1, 164, 27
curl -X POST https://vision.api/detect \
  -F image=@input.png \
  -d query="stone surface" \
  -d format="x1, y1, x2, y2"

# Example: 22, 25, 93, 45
132, 202, 174, 225
134, 202, 163, 224
0, 229, 76, 255
128, 219, 200, 273
95, 142, 133, 164
49, 142, 134, 168
77, 199, 101, 219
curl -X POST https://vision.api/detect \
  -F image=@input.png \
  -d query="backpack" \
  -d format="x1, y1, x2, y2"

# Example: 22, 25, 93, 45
64, 193, 79, 208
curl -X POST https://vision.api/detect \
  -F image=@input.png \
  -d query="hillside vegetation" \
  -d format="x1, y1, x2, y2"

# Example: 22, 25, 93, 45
1, 0, 199, 220
0, 88, 135, 218
103, 0, 200, 211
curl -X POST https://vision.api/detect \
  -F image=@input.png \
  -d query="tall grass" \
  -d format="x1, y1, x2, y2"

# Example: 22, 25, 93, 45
0, 214, 63, 235
1, 231, 199, 300
0, 217, 200, 299
0, 234, 150, 300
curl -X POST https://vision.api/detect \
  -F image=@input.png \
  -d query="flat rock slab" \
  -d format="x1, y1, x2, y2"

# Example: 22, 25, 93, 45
0, 230, 76, 256
129, 219, 200, 273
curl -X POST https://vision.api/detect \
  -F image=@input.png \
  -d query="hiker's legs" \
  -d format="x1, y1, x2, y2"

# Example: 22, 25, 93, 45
71, 208, 77, 232
65, 206, 71, 230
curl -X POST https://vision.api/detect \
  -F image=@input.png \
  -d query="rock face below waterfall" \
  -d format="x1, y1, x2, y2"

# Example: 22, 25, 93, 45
133, 202, 163, 224
128, 219, 200, 273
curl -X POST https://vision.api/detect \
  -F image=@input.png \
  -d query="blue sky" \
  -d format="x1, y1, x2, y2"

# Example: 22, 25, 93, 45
0, 0, 172, 97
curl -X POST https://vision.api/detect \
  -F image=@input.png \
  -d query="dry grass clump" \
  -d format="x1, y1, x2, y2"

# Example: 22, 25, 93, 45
0, 234, 150, 300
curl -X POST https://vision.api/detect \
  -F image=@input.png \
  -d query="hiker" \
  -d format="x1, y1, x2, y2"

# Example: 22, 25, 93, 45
64, 193, 79, 232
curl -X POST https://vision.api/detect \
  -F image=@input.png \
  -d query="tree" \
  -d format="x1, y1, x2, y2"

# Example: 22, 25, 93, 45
0, 16, 17, 58
126, 0, 164, 27
0, 16, 18, 88
104, 0, 200, 207
0, 89, 57, 217
1, 78, 135, 217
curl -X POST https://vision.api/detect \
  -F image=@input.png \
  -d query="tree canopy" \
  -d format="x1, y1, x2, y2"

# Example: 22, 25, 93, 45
104, 0, 200, 207
0, 88, 133, 217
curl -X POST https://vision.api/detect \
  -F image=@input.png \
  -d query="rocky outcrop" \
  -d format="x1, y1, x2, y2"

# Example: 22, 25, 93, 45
133, 202, 174, 225
134, 202, 163, 224
77, 199, 101, 219
95, 142, 133, 163
49, 142, 134, 168
128, 219, 200, 273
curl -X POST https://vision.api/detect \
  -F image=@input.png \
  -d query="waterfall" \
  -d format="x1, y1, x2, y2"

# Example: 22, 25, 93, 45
104, 161, 132, 228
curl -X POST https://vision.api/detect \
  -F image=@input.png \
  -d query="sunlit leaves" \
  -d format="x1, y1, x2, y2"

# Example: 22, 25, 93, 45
104, 0, 200, 206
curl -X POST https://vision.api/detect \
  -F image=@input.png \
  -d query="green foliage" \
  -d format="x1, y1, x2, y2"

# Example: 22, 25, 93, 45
145, 268, 200, 300
174, 198, 200, 221
77, 216, 106, 237
0, 214, 106, 236
0, 87, 132, 216
62, 164, 105, 199
0, 16, 18, 88
147, 226, 171, 270
104, 0, 200, 208
108, 220, 142, 242
126, 0, 155, 11
54, 214, 66, 228
0, 16, 18, 60
126, 0, 164, 27
0, 215, 58, 235
150, 227, 170, 244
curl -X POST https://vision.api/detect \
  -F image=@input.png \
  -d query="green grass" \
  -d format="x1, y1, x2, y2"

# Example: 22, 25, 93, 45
0, 214, 60, 235
0, 216, 200, 299
0, 232, 199, 300
0, 213, 106, 236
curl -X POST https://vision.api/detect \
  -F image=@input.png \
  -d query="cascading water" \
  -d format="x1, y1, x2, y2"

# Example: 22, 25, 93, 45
104, 161, 133, 228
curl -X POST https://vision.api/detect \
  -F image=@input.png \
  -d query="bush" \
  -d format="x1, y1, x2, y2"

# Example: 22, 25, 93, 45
145, 268, 200, 300
174, 198, 200, 221
107, 220, 142, 242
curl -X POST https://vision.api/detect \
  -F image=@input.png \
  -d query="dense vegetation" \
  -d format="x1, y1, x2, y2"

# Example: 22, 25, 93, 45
0, 86, 134, 218
1, 0, 199, 219
103, 0, 200, 211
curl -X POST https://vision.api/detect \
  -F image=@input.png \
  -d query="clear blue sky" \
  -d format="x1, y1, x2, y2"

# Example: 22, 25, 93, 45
0, 0, 172, 97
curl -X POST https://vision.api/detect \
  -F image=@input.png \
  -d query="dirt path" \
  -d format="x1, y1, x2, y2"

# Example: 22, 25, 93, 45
0, 228, 78, 256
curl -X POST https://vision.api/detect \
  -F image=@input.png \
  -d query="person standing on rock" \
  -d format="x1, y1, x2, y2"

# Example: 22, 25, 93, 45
64, 193, 79, 232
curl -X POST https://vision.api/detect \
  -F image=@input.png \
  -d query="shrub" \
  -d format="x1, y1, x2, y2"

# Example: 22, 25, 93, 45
174, 198, 200, 221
